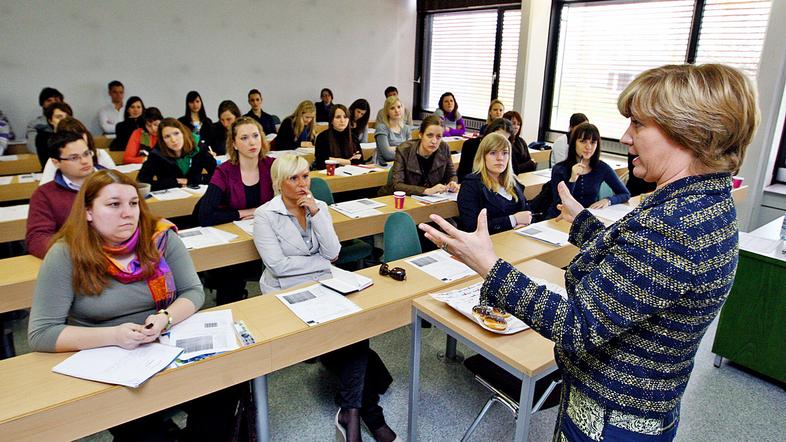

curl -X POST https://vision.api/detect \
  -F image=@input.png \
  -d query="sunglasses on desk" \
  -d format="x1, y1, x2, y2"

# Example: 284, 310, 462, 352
379, 263, 406, 281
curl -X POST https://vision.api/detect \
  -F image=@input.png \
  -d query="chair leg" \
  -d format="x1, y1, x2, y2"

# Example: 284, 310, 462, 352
531, 379, 561, 414
461, 397, 497, 442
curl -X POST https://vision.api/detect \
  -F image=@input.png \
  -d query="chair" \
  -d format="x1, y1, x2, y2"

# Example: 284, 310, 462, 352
310, 178, 372, 267
461, 355, 562, 441
598, 181, 614, 200
382, 212, 421, 261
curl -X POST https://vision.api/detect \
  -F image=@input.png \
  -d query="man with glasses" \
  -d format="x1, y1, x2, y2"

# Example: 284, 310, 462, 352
26, 131, 105, 258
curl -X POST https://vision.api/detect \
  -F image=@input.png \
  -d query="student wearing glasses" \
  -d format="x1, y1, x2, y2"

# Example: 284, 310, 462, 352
252, 154, 399, 442
137, 118, 216, 191
457, 132, 531, 234
26, 131, 106, 258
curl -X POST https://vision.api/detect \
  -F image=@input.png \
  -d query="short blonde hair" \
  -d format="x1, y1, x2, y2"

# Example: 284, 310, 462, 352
226, 116, 269, 165
270, 154, 309, 195
617, 63, 759, 173
472, 132, 518, 202
381, 96, 402, 127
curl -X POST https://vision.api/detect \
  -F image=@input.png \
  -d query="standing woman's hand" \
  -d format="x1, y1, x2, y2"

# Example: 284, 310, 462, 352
419, 209, 498, 278
555, 181, 584, 223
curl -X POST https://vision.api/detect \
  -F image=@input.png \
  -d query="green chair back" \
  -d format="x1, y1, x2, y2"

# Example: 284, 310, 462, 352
383, 212, 422, 262
598, 182, 614, 200
310, 177, 334, 205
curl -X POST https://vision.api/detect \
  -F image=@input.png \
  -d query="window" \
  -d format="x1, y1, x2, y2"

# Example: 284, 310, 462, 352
423, 8, 521, 119
546, 0, 772, 141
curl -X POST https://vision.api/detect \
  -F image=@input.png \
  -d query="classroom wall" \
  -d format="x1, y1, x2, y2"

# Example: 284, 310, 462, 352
0, 0, 417, 139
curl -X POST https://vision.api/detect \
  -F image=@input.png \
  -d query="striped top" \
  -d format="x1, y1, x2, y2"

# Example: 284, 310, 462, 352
481, 172, 738, 419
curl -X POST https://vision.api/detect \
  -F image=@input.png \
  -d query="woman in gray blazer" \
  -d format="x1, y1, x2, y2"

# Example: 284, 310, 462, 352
252, 154, 400, 442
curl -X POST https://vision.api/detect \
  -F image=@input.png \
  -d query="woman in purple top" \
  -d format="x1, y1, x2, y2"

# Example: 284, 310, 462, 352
198, 116, 274, 304
433, 92, 465, 136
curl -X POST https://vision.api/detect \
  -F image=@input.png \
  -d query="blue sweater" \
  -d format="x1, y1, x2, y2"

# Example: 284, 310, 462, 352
548, 161, 630, 219
481, 173, 738, 419
457, 173, 529, 233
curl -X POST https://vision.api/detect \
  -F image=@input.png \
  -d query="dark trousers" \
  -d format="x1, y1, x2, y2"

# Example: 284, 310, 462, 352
320, 340, 393, 431
204, 261, 262, 305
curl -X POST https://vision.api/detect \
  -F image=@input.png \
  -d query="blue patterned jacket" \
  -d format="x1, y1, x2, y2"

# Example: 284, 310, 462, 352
481, 172, 738, 419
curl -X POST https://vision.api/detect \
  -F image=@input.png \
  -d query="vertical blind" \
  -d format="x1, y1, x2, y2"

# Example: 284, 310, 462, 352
549, 1, 695, 139
695, 0, 772, 80
426, 11, 497, 118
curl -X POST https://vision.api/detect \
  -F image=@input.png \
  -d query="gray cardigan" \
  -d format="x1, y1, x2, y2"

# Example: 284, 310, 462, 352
28, 230, 205, 352
253, 196, 341, 294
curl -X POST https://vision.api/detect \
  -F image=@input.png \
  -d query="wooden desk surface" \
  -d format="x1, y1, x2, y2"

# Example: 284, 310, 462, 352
413, 259, 562, 377
0, 175, 38, 202
0, 154, 41, 176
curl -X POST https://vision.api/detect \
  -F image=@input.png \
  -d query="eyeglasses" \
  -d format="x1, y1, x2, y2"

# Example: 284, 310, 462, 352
58, 150, 94, 162
379, 263, 406, 281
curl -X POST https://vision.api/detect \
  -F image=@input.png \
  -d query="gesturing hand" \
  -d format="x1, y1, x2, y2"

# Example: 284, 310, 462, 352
418, 209, 499, 278
555, 181, 584, 223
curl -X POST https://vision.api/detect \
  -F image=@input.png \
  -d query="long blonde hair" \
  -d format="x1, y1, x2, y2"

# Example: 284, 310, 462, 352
380, 96, 402, 129
472, 133, 519, 202
226, 116, 270, 165
290, 100, 316, 144
486, 99, 505, 125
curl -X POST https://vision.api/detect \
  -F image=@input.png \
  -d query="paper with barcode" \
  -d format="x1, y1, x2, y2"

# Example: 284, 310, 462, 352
161, 310, 239, 361
276, 284, 361, 326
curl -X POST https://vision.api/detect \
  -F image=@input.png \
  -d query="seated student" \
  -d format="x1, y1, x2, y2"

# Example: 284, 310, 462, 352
35, 102, 73, 168
374, 96, 411, 166
314, 104, 362, 170
392, 116, 458, 196
552, 112, 588, 165
123, 107, 162, 164
433, 92, 465, 137
111, 96, 145, 151
374, 86, 413, 126
245, 89, 277, 135
26, 131, 105, 258
457, 132, 532, 233
26, 87, 63, 154
503, 110, 537, 174
28, 169, 242, 441
315, 88, 334, 123
198, 116, 274, 304
0, 113, 9, 155
97, 80, 125, 135
252, 154, 399, 442
547, 122, 630, 219
40, 117, 115, 184
456, 118, 513, 182
478, 99, 504, 135
178, 90, 213, 143
273, 100, 316, 150
209, 100, 242, 155
138, 118, 217, 191
349, 98, 371, 146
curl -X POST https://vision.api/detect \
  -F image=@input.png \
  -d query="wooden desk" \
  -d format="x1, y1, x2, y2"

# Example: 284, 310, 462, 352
310, 168, 388, 193
93, 136, 113, 150
106, 149, 124, 165
0, 175, 39, 202
0, 154, 41, 176
408, 259, 562, 441
529, 148, 550, 165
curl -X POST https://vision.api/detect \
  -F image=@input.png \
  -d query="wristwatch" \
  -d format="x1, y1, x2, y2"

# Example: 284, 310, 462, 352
157, 309, 173, 332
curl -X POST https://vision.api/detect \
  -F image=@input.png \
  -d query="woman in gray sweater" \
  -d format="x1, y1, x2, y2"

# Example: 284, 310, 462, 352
28, 169, 241, 441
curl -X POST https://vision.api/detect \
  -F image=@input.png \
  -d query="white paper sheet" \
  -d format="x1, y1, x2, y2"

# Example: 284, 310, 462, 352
266, 133, 277, 141
0, 155, 19, 161
588, 204, 635, 222
149, 188, 193, 200
112, 163, 143, 173
534, 169, 553, 178
0, 204, 29, 221
178, 227, 238, 249
431, 282, 529, 334
183, 184, 208, 195
276, 284, 362, 326
160, 310, 239, 361
17, 173, 42, 183
405, 249, 475, 282
514, 223, 569, 246
359, 142, 376, 149
412, 192, 458, 204
443, 136, 464, 142
52, 343, 183, 388
0, 176, 13, 185
320, 266, 373, 294
739, 232, 786, 261
330, 199, 386, 218
233, 218, 255, 236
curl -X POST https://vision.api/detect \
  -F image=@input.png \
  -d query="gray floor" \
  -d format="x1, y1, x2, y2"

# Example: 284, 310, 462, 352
9, 285, 786, 442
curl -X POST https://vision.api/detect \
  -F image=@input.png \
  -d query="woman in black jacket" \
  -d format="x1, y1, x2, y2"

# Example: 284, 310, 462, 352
178, 90, 213, 144
111, 96, 145, 151
457, 132, 531, 234
138, 118, 216, 191
273, 100, 316, 150
503, 110, 537, 174
313, 104, 362, 170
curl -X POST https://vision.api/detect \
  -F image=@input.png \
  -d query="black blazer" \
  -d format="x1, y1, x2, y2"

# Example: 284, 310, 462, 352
315, 101, 331, 123
244, 110, 277, 136
178, 116, 213, 145
457, 137, 481, 183
112, 117, 143, 151
208, 122, 228, 155
457, 173, 529, 234
137, 147, 217, 191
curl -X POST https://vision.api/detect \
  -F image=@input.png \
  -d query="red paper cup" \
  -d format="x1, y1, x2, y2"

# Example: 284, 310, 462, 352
394, 191, 405, 209
325, 160, 337, 176
732, 176, 744, 189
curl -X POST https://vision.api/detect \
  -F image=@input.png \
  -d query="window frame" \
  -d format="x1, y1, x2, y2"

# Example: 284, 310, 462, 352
415, 4, 522, 122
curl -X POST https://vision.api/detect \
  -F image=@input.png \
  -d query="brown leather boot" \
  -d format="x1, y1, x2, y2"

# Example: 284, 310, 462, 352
335, 408, 362, 442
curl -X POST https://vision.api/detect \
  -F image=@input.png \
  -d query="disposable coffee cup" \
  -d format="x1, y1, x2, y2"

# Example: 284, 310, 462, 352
731, 176, 744, 189
137, 182, 152, 197
393, 191, 406, 209
325, 160, 338, 176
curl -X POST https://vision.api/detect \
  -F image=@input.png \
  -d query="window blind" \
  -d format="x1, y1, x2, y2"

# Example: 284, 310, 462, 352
497, 9, 521, 112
